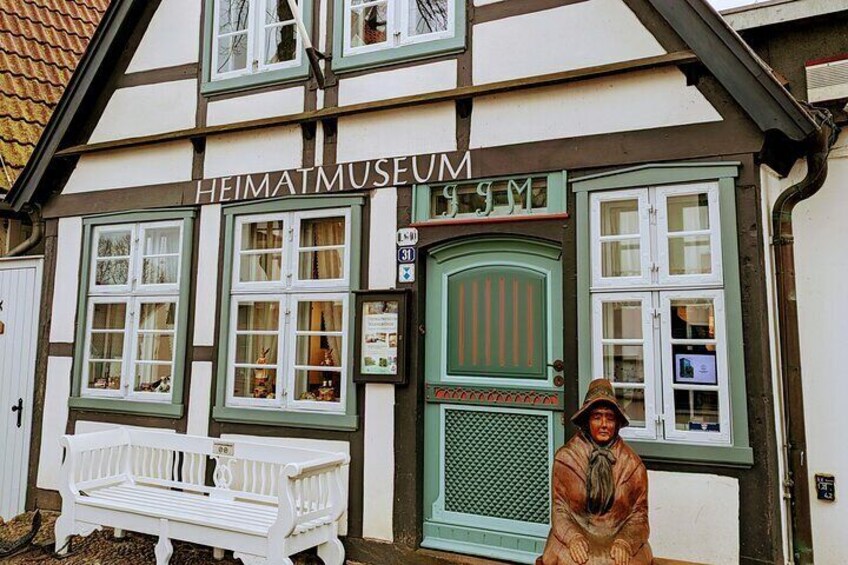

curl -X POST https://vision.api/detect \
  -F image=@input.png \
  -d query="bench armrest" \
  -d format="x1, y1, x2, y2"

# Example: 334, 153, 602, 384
272, 458, 348, 539
58, 429, 132, 497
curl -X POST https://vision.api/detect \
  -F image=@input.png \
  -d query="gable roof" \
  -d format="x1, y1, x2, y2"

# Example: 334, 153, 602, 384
647, 0, 817, 142
3, 0, 822, 211
0, 0, 109, 193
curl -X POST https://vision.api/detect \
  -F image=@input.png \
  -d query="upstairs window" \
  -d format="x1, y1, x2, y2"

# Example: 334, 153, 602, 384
333, 0, 465, 72
344, 0, 453, 55
212, 0, 303, 81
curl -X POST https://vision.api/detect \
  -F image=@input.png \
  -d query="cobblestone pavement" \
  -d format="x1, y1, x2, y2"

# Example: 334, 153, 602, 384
0, 512, 325, 564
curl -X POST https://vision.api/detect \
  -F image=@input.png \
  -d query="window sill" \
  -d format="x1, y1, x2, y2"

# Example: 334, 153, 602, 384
331, 35, 465, 74
201, 65, 310, 97
213, 406, 359, 431
630, 440, 754, 468
69, 397, 184, 418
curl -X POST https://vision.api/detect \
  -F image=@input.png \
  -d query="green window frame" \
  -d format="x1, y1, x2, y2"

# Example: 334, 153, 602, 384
201, 0, 314, 96
70, 209, 196, 418
573, 163, 754, 467
331, 0, 466, 73
213, 196, 364, 430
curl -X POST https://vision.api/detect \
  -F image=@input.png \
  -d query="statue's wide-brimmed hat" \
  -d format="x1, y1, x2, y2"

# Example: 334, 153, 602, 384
571, 378, 630, 428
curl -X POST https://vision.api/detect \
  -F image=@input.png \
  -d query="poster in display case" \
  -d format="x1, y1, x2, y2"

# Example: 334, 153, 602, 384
353, 290, 409, 384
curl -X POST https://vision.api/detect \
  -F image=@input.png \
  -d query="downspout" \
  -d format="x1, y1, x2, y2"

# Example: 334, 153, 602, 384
772, 106, 839, 565
6, 203, 44, 257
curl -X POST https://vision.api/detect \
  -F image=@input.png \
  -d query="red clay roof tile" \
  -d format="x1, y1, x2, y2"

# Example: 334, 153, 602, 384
0, 0, 109, 192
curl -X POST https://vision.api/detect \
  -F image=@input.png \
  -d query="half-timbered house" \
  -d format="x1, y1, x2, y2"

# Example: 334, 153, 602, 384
2, 0, 831, 563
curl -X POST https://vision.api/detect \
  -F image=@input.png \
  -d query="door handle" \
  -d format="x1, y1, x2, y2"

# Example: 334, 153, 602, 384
11, 398, 22, 428
547, 359, 565, 373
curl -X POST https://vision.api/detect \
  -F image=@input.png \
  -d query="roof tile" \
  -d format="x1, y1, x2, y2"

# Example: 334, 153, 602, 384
0, 0, 109, 192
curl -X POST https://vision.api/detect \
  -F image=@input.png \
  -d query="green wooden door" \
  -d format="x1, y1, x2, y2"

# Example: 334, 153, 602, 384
422, 238, 565, 564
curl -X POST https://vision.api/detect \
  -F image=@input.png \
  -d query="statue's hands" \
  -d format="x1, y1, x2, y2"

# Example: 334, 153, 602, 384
610, 539, 632, 565
567, 535, 590, 564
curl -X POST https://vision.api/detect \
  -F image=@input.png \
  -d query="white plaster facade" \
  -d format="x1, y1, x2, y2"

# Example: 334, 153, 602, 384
125, 0, 201, 73
472, 0, 665, 84
648, 471, 740, 565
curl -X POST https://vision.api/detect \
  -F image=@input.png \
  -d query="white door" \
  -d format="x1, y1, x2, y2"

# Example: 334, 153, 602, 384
0, 257, 42, 520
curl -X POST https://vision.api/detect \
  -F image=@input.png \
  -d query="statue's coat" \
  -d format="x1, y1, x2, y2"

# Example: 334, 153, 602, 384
540, 432, 653, 565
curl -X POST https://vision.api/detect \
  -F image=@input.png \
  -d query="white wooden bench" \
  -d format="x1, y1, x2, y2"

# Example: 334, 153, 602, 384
55, 428, 349, 565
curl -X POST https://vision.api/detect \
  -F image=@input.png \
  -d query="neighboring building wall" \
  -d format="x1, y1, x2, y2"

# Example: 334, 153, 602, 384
732, 11, 848, 563
791, 132, 848, 563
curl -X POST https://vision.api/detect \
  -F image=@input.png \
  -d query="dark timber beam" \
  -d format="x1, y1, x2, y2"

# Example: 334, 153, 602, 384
54, 50, 698, 159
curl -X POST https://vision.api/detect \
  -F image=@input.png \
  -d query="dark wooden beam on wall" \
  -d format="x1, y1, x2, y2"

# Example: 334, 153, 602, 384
54, 51, 699, 159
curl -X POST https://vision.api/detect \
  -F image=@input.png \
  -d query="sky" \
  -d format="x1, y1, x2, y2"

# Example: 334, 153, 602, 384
707, 0, 775, 10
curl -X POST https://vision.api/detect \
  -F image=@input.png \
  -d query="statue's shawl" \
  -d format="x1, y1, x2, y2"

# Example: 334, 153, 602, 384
548, 432, 651, 555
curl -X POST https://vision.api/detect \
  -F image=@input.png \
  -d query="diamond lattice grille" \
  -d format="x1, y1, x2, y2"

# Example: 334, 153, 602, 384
444, 409, 550, 524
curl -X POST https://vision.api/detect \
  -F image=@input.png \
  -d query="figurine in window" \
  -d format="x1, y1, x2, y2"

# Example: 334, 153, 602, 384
252, 348, 271, 398
153, 375, 171, 393
538, 379, 652, 565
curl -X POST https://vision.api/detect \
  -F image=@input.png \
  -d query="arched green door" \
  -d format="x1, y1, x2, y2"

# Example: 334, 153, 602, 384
422, 238, 565, 564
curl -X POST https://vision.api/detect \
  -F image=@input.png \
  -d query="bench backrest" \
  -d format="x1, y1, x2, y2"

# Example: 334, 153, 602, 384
60, 428, 350, 532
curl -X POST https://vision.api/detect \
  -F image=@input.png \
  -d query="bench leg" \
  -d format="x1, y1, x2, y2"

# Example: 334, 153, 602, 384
154, 519, 173, 565
114, 528, 125, 539
317, 538, 345, 565
53, 515, 72, 555
213, 547, 225, 560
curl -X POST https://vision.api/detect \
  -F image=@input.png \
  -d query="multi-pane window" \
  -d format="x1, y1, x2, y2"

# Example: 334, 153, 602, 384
226, 209, 351, 413
212, 0, 302, 81
82, 222, 184, 402
590, 183, 731, 445
343, 0, 454, 56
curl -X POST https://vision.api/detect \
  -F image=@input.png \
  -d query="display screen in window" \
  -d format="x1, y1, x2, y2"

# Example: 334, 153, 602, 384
294, 300, 344, 402
298, 217, 345, 280
233, 301, 280, 399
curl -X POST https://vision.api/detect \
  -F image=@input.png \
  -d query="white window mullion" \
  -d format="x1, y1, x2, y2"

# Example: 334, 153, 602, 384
281, 293, 292, 408
121, 297, 138, 399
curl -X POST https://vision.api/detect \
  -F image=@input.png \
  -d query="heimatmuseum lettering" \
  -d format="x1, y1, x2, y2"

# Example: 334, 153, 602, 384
195, 150, 472, 204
